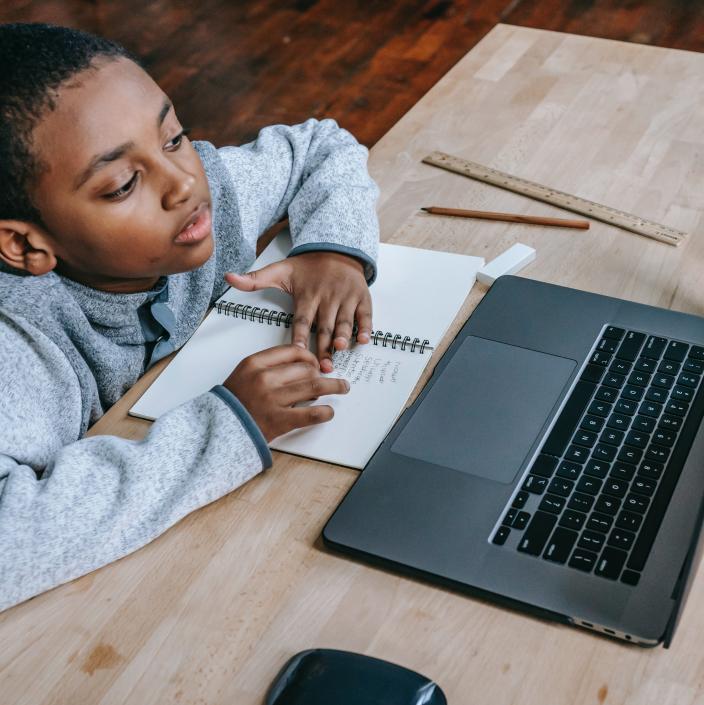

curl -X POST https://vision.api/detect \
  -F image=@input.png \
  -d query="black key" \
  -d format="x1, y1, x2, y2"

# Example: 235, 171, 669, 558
587, 512, 613, 533
559, 509, 587, 531
592, 443, 617, 462
651, 373, 675, 390
610, 462, 635, 481
665, 400, 688, 417
493, 526, 511, 545
581, 363, 606, 384
595, 495, 621, 516
590, 351, 612, 367
565, 444, 590, 463
518, 511, 558, 555
602, 372, 625, 389
568, 492, 594, 512
677, 372, 700, 388
658, 414, 682, 431
658, 359, 680, 376
581, 414, 605, 432
569, 548, 598, 572
645, 387, 668, 404
577, 476, 602, 495
618, 445, 643, 464
512, 490, 530, 509
632, 415, 656, 433
645, 446, 670, 464
572, 429, 598, 448
542, 380, 597, 457
503, 508, 518, 526
606, 413, 631, 431
543, 528, 579, 564
603, 326, 625, 341
627, 371, 650, 387
638, 461, 663, 481
578, 530, 605, 552
595, 386, 618, 403
663, 340, 689, 363
539, 493, 566, 514
615, 398, 638, 415
622, 384, 645, 401
600, 428, 624, 446
684, 358, 704, 374
652, 429, 676, 447
547, 477, 574, 497
523, 475, 548, 494
632, 476, 657, 496
594, 546, 627, 580
531, 454, 559, 478
621, 570, 641, 586
642, 336, 667, 360
610, 359, 632, 375
624, 430, 648, 449
557, 461, 582, 481
588, 400, 612, 417
634, 357, 656, 373
639, 401, 662, 418
672, 385, 694, 403
690, 346, 704, 361
616, 331, 646, 362
584, 459, 610, 479
514, 511, 531, 530
598, 338, 618, 354
624, 493, 650, 513
616, 510, 643, 532
608, 528, 636, 550
603, 478, 629, 498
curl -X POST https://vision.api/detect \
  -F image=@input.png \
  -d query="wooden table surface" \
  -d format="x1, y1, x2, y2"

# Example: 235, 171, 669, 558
2, 24, 704, 705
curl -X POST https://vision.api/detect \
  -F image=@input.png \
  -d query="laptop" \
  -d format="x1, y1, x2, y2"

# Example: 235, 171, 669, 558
323, 275, 704, 647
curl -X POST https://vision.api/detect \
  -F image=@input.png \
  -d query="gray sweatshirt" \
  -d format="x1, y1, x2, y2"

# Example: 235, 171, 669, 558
0, 119, 379, 611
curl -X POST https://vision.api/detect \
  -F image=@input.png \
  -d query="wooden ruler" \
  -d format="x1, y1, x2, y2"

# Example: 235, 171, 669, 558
422, 151, 688, 247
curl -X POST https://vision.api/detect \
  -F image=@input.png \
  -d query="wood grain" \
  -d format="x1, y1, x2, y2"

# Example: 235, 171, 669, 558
1, 21, 704, 705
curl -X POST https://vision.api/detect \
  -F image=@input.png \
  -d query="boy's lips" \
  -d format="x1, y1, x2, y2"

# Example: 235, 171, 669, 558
174, 205, 211, 244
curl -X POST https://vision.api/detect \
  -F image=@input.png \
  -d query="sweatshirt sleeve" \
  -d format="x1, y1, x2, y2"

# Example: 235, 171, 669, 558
216, 118, 380, 283
0, 314, 271, 612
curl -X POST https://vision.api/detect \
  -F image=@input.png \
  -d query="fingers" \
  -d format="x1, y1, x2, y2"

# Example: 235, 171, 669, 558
242, 344, 319, 370
291, 298, 317, 351
224, 260, 292, 293
354, 295, 373, 345
279, 375, 350, 406
331, 300, 357, 352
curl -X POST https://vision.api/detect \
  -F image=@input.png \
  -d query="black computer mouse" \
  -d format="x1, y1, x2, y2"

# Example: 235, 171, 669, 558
265, 648, 447, 705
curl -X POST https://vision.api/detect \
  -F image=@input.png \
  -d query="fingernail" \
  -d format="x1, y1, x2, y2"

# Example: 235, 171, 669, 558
294, 341, 306, 348
344, 379, 350, 391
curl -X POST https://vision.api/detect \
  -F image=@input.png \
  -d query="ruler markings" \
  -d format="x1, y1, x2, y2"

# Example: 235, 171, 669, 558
422, 151, 688, 247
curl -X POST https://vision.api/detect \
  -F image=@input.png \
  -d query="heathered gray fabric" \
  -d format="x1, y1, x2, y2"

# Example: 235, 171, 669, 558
0, 119, 379, 611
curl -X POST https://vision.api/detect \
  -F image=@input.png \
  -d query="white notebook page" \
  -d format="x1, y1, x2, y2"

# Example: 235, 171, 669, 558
130, 234, 484, 468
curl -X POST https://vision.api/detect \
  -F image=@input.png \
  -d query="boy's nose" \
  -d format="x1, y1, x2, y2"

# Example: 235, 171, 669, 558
162, 168, 195, 210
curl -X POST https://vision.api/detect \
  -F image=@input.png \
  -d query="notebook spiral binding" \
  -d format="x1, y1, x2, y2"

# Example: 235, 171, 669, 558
215, 301, 432, 354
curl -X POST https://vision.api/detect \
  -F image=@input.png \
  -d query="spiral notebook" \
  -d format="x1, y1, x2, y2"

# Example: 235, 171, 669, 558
130, 233, 484, 468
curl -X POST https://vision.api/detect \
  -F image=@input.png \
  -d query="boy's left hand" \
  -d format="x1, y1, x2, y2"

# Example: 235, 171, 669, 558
225, 251, 372, 372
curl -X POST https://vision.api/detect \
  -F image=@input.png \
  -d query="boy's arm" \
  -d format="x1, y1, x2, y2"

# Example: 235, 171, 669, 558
213, 118, 380, 283
0, 315, 271, 612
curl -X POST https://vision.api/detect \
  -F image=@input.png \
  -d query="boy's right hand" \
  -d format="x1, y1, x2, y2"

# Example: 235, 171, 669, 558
223, 345, 349, 442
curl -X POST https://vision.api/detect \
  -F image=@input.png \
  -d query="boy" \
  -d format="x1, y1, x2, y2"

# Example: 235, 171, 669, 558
0, 24, 379, 611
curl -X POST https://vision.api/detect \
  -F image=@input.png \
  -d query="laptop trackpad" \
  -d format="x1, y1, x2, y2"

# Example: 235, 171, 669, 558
391, 336, 576, 483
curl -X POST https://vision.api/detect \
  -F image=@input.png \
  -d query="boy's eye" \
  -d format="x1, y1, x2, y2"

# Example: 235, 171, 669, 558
165, 128, 191, 151
103, 173, 138, 200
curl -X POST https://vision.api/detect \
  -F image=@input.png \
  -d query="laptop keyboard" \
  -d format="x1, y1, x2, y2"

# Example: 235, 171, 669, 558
492, 326, 704, 587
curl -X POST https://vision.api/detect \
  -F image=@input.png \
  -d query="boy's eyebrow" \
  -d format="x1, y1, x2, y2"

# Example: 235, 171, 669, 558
73, 99, 174, 190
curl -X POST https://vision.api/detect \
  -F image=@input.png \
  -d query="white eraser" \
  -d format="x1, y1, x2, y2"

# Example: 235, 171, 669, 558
476, 243, 536, 286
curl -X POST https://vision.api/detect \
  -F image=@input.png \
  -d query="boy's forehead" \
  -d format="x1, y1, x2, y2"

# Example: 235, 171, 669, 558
33, 59, 169, 178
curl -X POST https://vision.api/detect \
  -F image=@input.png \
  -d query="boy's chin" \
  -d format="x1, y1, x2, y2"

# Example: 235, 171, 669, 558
171, 232, 214, 273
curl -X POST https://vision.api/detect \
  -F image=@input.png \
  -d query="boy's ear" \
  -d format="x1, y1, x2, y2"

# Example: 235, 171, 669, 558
0, 220, 57, 275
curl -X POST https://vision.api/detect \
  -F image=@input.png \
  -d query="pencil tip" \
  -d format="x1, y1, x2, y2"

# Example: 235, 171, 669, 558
420, 207, 429, 212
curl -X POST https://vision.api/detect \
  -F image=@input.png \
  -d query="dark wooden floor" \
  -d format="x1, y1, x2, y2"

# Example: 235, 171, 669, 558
2, 1, 704, 147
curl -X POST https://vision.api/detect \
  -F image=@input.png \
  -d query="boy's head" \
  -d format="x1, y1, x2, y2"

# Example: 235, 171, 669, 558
0, 23, 213, 293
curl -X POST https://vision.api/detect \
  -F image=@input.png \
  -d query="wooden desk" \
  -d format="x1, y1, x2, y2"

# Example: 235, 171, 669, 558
2, 24, 704, 705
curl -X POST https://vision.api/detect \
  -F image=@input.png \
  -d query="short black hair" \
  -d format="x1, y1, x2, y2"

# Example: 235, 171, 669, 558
0, 23, 133, 223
